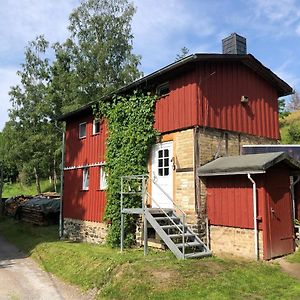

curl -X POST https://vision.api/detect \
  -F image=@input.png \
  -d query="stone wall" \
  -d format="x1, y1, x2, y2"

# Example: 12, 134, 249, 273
209, 225, 264, 260
63, 218, 107, 244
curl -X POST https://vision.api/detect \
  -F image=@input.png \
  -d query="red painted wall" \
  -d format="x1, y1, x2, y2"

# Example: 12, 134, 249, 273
206, 175, 264, 229
206, 165, 294, 259
196, 62, 279, 139
63, 116, 107, 222
153, 61, 279, 139
154, 70, 198, 133
65, 115, 106, 167
64, 167, 106, 222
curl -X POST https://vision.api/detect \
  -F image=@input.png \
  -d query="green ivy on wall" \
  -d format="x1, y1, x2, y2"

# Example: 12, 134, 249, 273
95, 91, 157, 247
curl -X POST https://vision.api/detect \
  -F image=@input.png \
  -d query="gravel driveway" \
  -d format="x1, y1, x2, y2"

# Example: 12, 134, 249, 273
0, 235, 94, 300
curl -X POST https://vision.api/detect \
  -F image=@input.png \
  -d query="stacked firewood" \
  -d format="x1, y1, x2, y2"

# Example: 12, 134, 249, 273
4, 195, 32, 217
4, 194, 60, 225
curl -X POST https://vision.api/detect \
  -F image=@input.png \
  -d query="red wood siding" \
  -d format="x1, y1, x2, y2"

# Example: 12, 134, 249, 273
154, 70, 198, 133
63, 167, 106, 222
206, 175, 264, 229
197, 62, 279, 139
65, 115, 107, 167
63, 116, 107, 222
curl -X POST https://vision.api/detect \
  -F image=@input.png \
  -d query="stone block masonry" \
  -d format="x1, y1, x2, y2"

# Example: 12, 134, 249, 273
63, 218, 107, 244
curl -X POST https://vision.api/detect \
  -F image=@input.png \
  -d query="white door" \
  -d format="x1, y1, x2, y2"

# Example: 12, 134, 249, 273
151, 141, 173, 208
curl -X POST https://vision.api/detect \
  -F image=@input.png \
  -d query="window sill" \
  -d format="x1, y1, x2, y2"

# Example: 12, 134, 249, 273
79, 136, 86, 140
81, 189, 89, 192
92, 133, 100, 136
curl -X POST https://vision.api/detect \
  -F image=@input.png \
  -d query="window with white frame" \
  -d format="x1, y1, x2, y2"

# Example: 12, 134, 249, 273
79, 122, 87, 138
93, 119, 100, 135
99, 166, 107, 190
82, 168, 89, 190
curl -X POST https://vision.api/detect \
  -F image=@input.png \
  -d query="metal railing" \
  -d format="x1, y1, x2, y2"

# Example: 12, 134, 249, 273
120, 174, 188, 258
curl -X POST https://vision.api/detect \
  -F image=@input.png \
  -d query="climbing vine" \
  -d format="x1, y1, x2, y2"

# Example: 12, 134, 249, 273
95, 91, 157, 247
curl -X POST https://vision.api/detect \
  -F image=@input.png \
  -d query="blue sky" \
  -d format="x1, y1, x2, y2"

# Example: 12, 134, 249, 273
1, 0, 300, 130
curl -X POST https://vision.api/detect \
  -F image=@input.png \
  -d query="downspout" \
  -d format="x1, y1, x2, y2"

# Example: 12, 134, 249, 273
54, 121, 66, 239
291, 176, 300, 220
247, 173, 259, 260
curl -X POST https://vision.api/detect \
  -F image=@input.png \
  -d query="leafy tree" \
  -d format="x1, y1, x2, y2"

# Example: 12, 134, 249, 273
287, 91, 300, 111
278, 98, 290, 120
175, 46, 190, 61
8, 36, 60, 193
287, 121, 300, 143
52, 0, 142, 110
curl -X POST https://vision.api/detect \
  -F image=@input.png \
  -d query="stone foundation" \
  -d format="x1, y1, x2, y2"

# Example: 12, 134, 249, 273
210, 225, 263, 260
63, 218, 107, 244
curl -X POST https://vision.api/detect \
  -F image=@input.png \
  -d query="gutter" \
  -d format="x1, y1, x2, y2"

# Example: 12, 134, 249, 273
247, 173, 259, 260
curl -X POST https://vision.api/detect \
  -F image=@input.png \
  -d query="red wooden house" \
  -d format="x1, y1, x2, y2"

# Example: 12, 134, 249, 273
59, 34, 295, 259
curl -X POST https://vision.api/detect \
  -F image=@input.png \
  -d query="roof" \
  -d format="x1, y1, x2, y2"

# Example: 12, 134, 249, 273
197, 152, 300, 176
58, 53, 293, 121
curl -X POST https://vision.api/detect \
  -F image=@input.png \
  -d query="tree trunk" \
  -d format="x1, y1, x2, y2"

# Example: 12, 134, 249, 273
34, 167, 41, 194
0, 163, 4, 215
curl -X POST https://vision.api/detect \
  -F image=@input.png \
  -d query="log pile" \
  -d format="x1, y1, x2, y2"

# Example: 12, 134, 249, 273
4, 194, 60, 225
20, 197, 60, 226
4, 195, 32, 217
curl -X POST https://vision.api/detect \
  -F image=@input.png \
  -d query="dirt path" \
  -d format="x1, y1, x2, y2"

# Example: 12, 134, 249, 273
277, 257, 300, 281
0, 235, 95, 300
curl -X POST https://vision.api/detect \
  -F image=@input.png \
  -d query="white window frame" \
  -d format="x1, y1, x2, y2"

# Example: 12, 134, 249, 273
79, 122, 87, 139
99, 166, 107, 190
93, 119, 100, 135
82, 168, 89, 190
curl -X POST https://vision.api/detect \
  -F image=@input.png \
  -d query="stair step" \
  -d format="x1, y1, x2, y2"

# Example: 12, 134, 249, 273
161, 224, 185, 230
154, 216, 180, 221
176, 241, 202, 248
184, 252, 212, 259
168, 233, 195, 239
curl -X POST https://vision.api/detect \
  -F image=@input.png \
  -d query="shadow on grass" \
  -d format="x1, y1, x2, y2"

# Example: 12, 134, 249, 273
0, 216, 59, 262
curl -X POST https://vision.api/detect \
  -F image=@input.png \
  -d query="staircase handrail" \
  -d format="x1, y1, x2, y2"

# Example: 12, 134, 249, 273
145, 174, 187, 219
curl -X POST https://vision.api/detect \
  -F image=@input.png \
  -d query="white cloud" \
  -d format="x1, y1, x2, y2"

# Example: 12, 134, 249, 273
0, 68, 20, 130
249, 0, 300, 37
132, 0, 217, 73
274, 59, 300, 90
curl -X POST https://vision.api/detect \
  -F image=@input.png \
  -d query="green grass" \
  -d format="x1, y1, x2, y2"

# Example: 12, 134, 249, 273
0, 217, 299, 299
286, 248, 300, 264
2, 179, 60, 198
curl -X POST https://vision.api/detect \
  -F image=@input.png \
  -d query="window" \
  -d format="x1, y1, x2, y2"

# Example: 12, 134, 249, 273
93, 119, 100, 135
158, 149, 170, 176
156, 82, 170, 97
99, 166, 107, 190
79, 122, 86, 138
82, 168, 89, 190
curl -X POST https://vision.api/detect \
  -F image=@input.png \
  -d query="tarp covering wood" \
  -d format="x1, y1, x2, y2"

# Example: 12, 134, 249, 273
198, 152, 300, 176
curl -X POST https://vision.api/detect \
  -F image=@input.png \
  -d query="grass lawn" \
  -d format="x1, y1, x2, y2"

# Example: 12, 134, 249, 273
0, 217, 299, 300
2, 179, 59, 198
286, 248, 300, 264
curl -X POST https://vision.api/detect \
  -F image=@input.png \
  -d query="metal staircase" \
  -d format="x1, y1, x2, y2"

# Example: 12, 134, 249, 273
120, 175, 211, 259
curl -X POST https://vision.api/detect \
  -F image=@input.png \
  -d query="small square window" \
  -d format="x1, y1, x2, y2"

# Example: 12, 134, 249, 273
79, 122, 86, 138
99, 166, 107, 190
156, 82, 170, 97
93, 119, 100, 135
82, 168, 89, 190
